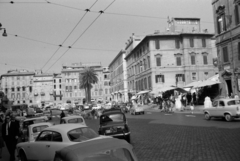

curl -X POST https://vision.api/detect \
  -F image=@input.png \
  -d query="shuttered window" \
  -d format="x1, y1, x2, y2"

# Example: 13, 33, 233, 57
176, 57, 181, 66
191, 55, 196, 65
156, 57, 161, 66
202, 38, 206, 47
190, 38, 194, 47
175, 39, 180, 49
155, 40, 160, 49
222, 46, 229, 63
176, 74, 185, 82
235, 5, 240, 25
148, 76, 151, 89
203, 55, 208, 65
155, 75, 165, 83
238, 42, 240, 60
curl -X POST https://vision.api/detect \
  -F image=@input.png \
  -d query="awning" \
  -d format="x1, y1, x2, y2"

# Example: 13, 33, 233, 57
137, 90, 151, 95
158, 86, 188, 93
184, 81, 201, 88
193, 80, 221, 88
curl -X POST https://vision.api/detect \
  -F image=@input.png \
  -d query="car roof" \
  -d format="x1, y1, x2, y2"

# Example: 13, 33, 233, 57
216, 98, 240, 101
62, 115, 84, 120
56, 138, 132, 160
28, 122, 52, 128
24, 117, 46, 122
102, 109, 123, 114
44, 124, 87, 133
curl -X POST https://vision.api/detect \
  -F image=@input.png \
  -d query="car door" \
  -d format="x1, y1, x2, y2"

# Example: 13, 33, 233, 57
29, 124, 51, 142
46, 131, 74, 161
210, 101, 218, 116
27, 130, 53, 161
218, 100, 225, 116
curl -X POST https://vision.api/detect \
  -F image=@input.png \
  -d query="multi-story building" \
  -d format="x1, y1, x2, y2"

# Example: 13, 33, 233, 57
53, 73, 62, 105
61, 62, 111, 104
33, 71, 53, 107
125, 17, 218, 96
212, 0, 240, 97
0, 69, 35, 105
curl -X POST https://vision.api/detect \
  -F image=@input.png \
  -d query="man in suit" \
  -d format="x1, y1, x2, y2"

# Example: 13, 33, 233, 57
2, 114, 20, 161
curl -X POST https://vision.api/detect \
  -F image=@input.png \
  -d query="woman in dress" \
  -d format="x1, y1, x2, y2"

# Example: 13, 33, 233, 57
175, 93, 182, 111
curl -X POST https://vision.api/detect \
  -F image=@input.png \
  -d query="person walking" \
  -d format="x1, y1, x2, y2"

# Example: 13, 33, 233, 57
0, 116, 4, 159
60, 110, 66, 123
2, 114, 20, 161
192, 92, 197, 105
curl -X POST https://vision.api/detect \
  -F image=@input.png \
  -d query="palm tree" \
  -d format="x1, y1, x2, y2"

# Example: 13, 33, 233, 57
79, 67, 98, 104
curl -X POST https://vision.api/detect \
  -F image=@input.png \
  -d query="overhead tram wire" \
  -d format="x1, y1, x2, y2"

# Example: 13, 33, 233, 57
7, 33, 118, 51
45, 0, 116, 72
0, 1, 47, 4
41, 0, 99, 71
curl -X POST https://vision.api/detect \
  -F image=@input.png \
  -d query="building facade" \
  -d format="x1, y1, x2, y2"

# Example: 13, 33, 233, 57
61, 62, 111, 104
53, 73, 63, 105
0, 69, 35, 105
212, 0, 240, 97
125, 18, 218, 96
33, 72, 53, 107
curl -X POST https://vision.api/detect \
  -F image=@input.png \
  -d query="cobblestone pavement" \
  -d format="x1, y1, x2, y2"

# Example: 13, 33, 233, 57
85, 113, 240, 161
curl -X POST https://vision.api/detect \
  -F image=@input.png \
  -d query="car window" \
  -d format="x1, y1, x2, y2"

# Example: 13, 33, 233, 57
52, 132, 62, 142
68, 118, 83, 123
212, 101, 218, 107
36, 131, 52, 141
219, 101, 225, 106
101, 114, 124, 123
227, 100, 240, 105
32, 125, 49, 133
83, 148, 134, 161
68, 127, 98, 142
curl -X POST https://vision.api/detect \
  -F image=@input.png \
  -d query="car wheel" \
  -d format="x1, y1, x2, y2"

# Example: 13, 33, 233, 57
142, 111, 145, 115
19, 150, 28, 161
225, 114, 233, 122
204, 113, 211, 120
126, 135, 131, 143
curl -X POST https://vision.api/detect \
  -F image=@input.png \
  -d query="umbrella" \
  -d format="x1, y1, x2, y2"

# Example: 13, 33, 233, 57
194, 80, 221, 88
158, 86, 176, 92
174, 87, 188, 93
137, 90, 151, 95
184, 81, 202, 88
131, 96, 137, 100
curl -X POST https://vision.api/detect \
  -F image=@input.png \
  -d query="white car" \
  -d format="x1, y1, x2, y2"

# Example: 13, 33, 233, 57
17, 124, 111, 161
130, 105, 145, 115
27, 122, 54, 142
204, 98, 240, 121
60, 115, 86, 125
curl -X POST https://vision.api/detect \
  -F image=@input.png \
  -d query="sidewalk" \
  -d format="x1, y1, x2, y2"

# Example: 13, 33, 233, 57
142, 104, 205, 114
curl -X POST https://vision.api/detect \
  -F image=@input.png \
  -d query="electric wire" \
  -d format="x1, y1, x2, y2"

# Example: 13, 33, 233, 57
41, 0, 98, 71
0, 62, 32, 69
45, 0, 116, 72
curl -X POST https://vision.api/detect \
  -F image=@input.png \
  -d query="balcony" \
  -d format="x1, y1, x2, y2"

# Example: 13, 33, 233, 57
40, 92, 45, 96
34, 93, 38, 96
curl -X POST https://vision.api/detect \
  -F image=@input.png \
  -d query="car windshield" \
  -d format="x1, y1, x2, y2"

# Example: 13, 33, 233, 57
83, 148, 134, 161
68, 127, 98, 142
67, 118, 83, 123
101, 114, 124, 123
227, 100, 240, 106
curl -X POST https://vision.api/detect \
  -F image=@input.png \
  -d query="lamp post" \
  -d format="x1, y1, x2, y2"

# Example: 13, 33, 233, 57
0, 23, 7, 37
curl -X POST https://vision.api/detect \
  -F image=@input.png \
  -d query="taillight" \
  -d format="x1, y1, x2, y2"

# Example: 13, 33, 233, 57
237, 107, 239, 111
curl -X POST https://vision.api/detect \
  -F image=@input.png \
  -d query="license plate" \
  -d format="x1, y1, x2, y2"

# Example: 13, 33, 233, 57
106, 130, 111, 134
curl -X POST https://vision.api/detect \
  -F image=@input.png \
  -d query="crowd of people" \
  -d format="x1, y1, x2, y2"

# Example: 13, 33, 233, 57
153, 92, 197, 113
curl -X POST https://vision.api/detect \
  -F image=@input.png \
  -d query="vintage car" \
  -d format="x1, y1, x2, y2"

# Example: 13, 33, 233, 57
43, 109, 52, 120
203, 98, 240, 122
53, 138, 138, 161
130, 105, 144, 115
99, 109, 131, 143
60, 115, 86, 125
17, 124, 111, 161
20, 116, 48, 142
23, 122, 54, 142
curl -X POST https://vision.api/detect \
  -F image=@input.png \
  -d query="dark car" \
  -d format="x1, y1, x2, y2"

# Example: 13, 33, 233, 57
98, 109, 131, 143
119, 103, 128, 113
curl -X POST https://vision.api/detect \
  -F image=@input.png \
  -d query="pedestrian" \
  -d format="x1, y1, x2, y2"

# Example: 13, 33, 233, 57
181, 94, 187, 110
60, 110, 65, 123
0, 116, 4, 159
192, 92, 197, 105
190, 102, 194, 114
186, 92, 192, 105
2, 114, 20, 161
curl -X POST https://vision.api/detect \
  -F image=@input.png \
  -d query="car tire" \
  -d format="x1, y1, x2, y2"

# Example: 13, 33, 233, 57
204, 113, 211, 120
225, 114, 233, 122
19, 150, 28, 161
142, 111, 145, 115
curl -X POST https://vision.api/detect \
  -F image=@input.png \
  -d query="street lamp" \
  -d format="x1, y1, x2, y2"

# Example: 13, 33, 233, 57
0, 23, 7, 37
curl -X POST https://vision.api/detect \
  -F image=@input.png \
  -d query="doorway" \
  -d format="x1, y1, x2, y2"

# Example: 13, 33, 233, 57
225, 79, 232, 96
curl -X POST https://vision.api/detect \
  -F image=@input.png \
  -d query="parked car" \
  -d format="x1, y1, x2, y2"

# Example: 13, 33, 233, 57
203, 98, 240, 122
60, 115, 86, 125
20, 116, 48, 142
130, 105, 144, 115
17, 124, 111, 161
119, 103, 128, 113
23, 122, 54, 142
99, 109, 131, 143
53, 138, 138, 161
43, 109, 52, 120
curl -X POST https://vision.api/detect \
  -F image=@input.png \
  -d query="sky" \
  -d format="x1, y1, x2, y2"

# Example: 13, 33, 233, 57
0, 0, 215, 75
